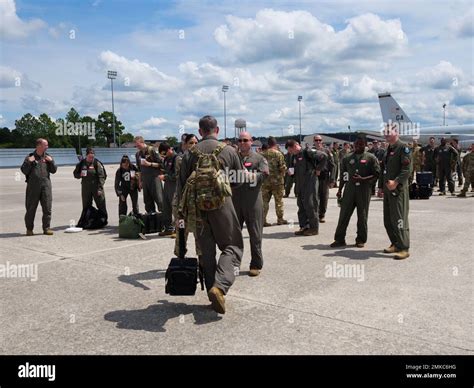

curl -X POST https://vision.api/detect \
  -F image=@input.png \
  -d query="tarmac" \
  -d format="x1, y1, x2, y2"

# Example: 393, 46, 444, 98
0, 165, 472, 355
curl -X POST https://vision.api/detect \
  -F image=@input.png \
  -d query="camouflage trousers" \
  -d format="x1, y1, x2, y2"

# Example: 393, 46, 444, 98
411, 163, 422, 182
262, 184, 285, 222
460, 170, 474, 193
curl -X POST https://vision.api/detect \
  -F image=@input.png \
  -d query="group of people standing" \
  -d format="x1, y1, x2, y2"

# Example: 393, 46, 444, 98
20, 119, 473, 315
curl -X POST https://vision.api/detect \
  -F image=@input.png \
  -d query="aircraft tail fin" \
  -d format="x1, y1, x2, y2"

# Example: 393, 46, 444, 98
378, 92, 412, 124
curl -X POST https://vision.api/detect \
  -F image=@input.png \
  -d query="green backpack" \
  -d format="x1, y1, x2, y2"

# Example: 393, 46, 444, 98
119, 214, 144, 239
189, 143, 232, 211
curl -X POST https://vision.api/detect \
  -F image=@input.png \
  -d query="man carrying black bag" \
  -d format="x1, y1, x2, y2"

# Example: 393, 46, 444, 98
176, 115, 244, 314
165, 220, 203, 296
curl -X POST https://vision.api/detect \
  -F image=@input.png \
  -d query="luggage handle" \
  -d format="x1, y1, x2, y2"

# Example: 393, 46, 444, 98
178, 219, 186, 259
177, 219, 203, 291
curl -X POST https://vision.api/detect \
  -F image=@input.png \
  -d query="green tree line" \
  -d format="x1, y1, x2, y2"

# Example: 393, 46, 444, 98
0, 108, 135, 152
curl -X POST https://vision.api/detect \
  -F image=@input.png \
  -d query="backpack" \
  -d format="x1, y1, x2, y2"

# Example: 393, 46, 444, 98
77, 206, 108, 229
188, 143, 232, 211
119, 213, 144, 238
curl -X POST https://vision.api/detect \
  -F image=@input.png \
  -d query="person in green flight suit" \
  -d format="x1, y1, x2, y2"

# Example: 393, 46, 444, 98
20, 138, 58, 236
73, 147, 108, 222
377, 124, 412, 260
330, 134, 380, 248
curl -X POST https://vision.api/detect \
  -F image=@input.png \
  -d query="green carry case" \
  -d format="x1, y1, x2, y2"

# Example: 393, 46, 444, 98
118, 214, 145, 239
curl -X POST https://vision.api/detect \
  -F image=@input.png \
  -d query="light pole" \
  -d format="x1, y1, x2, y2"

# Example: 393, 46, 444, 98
443, 103, 446, 126
222, 85, 229, 140
348, 125, 351, 142
107, 70, 117, 147
298, 96, 302, 144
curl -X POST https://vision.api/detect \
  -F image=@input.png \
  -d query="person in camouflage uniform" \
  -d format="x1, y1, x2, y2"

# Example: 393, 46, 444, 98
451, 139, 463, 187
20, 138, 57, 236
261, 136, 288, 226
173, 134, 200, 256
457, 143, 474, 197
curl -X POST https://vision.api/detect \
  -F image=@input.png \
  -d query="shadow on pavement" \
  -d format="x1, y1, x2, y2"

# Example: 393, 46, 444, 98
301, 244, 336, 251
323, 249, 388, 261
262, 231, 297, 239
104, 299, 222, 332
0, 232, 25, 238
118, 269, 166, 290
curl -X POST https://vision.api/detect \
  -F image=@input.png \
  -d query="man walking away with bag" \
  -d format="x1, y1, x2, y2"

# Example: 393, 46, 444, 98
177, 115, 244, 314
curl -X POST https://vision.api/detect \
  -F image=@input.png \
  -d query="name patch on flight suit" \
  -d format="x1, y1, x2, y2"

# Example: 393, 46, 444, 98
244, 162, 253, 168
360, 160, 367, 164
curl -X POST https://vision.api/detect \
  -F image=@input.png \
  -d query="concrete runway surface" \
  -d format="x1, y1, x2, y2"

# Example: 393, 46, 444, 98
0, 165, 472, 355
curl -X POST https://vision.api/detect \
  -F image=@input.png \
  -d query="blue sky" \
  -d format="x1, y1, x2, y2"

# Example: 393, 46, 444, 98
1, 0, 473, 139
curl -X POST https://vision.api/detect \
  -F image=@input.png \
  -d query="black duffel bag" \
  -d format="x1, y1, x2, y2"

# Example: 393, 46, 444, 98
77, 206, 108, 229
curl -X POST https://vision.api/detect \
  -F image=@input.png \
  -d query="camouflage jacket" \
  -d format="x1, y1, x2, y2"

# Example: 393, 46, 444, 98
261, 148, 286, 187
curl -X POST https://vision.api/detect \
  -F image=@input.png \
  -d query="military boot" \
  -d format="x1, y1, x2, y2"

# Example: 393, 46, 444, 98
208, 287, 225, 314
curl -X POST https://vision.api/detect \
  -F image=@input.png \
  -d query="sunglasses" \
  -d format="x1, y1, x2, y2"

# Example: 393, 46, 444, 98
314, 139, 322, 142
238, 138, 250, 143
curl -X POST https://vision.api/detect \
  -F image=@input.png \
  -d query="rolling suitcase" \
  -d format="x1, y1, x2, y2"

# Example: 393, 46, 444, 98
165, 221, 203, 296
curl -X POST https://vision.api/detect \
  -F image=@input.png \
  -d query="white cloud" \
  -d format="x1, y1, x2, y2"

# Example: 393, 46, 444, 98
214, 9, 329, 64
0, 65, 41, 89
0, 0, 46, 40
214, 9, 406, 67
21, 95, 69, 115
416, 61, 463, 89
337, 13, 406, 59
179, 61, 293, 94
98, 51, 183, 93
140, 116, 168, 128
452, 84, 474, 106
449, 7, 474, 38
336, 75, 392, 103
